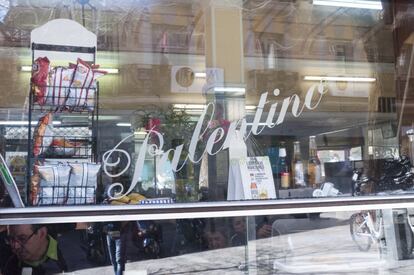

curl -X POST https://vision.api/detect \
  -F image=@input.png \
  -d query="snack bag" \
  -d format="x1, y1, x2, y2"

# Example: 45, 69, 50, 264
31, 57, 50, 105
30, 169, 40, 205
67, 163, 101, 204
33, 113, 54, 156
37, 164, 72, 205
69, 62, 100, 70
67, 58, 106, 111
45, 67, 74, 108
47, 138, 83, 156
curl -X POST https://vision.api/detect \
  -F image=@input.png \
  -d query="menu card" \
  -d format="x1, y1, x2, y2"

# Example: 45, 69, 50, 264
228, 155, 276, 200
240, 157, 276, 200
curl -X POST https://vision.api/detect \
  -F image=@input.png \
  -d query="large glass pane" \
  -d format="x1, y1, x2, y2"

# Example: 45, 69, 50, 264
3, 207, 414, 274
0, 1, 412, 207
249, 209, 414, 274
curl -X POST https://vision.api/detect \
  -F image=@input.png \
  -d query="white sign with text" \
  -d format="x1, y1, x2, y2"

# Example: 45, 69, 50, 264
231, 157, 276, 200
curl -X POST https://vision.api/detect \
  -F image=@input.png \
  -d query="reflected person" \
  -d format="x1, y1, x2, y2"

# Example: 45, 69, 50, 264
230, 217, 247, 246
105, 221, 129, 275
204, 227, 227, 250
230, 217, 273, 247
3, 224, 67, 275
0, 225, 13, 275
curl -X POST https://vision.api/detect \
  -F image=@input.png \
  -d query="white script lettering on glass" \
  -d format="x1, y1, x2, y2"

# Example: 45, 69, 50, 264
103, 83, 328, 199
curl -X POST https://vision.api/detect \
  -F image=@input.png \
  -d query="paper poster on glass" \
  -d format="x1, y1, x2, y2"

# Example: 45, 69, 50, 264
239, 156, 276, 200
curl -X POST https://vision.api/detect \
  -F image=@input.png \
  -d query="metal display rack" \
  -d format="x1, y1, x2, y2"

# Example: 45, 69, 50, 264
26, 42, 99, 206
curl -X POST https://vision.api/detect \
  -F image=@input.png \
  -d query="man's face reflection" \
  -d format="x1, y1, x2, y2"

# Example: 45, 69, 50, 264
7, 224, 47, 262
232, 217, 246, 233
207, 231, 226, 249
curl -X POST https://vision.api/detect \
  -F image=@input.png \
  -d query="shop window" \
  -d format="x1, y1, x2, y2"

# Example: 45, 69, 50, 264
0, 0, 413, 237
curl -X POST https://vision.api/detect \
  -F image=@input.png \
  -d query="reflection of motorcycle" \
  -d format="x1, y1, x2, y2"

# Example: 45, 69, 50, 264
85, 223, 109, 265
172, 219, 206, 255
376, 156, 414, 192
133, 221, 163, 259
353, 156, 414, 195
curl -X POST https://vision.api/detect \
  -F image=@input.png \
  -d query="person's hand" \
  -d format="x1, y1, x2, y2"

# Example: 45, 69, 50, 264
257, 224, 272, 238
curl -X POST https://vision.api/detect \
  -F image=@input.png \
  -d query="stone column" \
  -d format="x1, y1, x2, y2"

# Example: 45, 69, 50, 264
203, 0, 246, 121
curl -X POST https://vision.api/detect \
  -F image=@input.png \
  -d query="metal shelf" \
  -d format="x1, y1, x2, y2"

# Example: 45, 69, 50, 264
26, 42, 99, 206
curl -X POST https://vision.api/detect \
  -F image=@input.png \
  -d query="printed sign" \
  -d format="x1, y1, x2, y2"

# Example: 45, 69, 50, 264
240, 157, 276, 200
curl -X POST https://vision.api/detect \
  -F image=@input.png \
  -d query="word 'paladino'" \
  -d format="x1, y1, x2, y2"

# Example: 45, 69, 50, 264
103, 83, 328, 199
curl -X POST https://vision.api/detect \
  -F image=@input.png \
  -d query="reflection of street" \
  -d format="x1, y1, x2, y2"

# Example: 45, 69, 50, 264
269, 225, 383, 274
73, 214, 414, 275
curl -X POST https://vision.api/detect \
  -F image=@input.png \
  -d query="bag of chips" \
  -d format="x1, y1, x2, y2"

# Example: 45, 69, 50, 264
69, 62, 100, 70
47, 138, 84, 156
67, 58, 106, 111
33, 113, 54, 156
30, 170, 41, 206
31, 57, 50, 105
67, 163, 101, 204
36, 164, 72, 205
45, 67, 74, 109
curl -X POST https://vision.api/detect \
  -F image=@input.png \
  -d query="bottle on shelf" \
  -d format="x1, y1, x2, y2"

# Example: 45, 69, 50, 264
292, 141, 306, 188
279, 142, 290, 189
266, 146, 279, 180
308, 136, 322, 188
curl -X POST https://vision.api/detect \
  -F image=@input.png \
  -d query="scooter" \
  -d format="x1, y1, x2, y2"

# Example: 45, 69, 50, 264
85, 223, 109, 265
353, 156, 414, 195
133, 220, 163, 259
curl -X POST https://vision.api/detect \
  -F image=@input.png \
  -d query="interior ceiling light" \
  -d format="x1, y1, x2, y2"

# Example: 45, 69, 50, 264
313, 0, 382, 10
116, 123, 131, 127
195, 72, 206, 78
20, 66, 119, 74
304, 76, 376, 82
173, 104, 206, 109
213, 87, 246, 94
173, 104, 256, 110
100, 68, 119, 74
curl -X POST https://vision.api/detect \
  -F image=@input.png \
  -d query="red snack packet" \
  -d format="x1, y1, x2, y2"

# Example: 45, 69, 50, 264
30, 165, 40, 205
69, 62, 100, 69
49, 138, 84, 156
31, 57, 50, 105
33, 113, 53, 156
